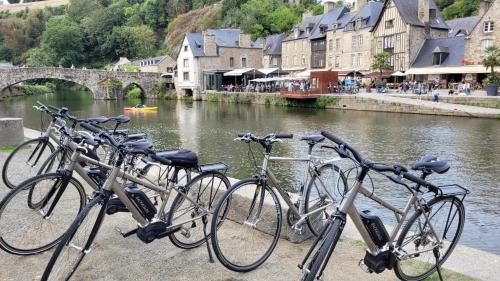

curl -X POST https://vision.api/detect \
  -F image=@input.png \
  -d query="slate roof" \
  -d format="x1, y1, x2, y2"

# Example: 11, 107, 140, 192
344, 1, 384, 31
131, 56, 167, 66
263, 33, 286, 55
374, 0, 449, 30
411, 37, 465, 68
310, 6, 349, 39
284, 14, 323, 41
185, 29, 261, 57
446, 16, 480, 37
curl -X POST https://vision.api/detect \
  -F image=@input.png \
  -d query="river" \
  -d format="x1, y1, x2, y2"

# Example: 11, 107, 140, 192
1, 88, 499, 255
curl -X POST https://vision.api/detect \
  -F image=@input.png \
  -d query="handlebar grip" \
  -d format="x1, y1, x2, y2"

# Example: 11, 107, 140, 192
403, 173, 438, 192
321, 131, 345, 146
237, 133, 247, 137
48, 105, 60, 112
370, 163, 396, 173
275, 133, 293, 139
80, 122, 101, 134
36, 101, 45, 108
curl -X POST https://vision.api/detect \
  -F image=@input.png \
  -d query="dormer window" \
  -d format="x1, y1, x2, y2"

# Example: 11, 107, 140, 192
429, 9, 437, 20
319, 24, 327, 34
484, 21, 494, 32
357, 19, 362, 28
332, 24, 338, 30
432, 46, 449, 65
294, 28, 300, 38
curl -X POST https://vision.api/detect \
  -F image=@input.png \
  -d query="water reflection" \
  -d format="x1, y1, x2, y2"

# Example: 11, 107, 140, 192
0, 88, 499, 255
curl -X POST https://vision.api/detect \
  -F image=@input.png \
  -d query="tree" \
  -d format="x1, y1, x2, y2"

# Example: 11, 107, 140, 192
371, 52, 392, 80
0, 17, 28, 58
142, 0, 168, 30
111, 25, 156, 59
442, 0, 480, 20
39, 17, 84, 67
482, 45, 500, 84
67, 0, 103, 22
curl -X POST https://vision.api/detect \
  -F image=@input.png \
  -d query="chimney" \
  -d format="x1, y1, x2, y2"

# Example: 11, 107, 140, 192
418, 0, 430, 24
239, 33, 252, 48
352, 0, 368, 12
302, 11, 313, 20
324, 0, 336, 14
203, 31, 217, 56
479, 0, 492, 16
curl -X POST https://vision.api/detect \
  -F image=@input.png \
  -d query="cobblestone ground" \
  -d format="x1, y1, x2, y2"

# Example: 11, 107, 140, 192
0, 151, 472, 281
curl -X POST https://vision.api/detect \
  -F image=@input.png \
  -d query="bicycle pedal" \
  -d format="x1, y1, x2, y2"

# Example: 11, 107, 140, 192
358, 259, 373, 274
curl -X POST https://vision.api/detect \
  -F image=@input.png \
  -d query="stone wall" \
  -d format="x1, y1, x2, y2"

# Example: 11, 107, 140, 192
282, 39, 311, 70
327, 27, 373, 72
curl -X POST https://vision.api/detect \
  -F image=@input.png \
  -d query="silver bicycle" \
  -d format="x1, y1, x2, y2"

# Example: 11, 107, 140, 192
211, 133, 347, 272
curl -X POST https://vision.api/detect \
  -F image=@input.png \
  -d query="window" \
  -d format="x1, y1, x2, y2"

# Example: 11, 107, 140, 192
432, 52, 448, 65
335, 55, 340, 67
385, 19, 394, 29
358, 35, 363, 47
302, 55, 306, 65
241, 57, 247, 67
429, 9, 437, 20
352, 35, 357, 49
335, 38, 340, 49
183, 72, 189, 81
383, 36, 394, 49
184, 45, 188, 52
229, 57, 234, 67
484, 21, 494, 32
183, 59, 189, 68
351, 54, 356, 67
329, 39, 333, 51
272, 57, 278, 66
481, 39, 494, 56
377, 39, 383, 50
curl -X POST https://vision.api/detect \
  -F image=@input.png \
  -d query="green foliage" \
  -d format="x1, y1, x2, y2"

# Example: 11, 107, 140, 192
125, 85, 143, 99
229, 93, 251, 104
99, 77, 123, 88
442, 0, 480, 20
264, 95, 290, 107
21, 83, 54, 96
371, 52, 392, 78
206, 92, 219, 102
315, 96, 337, 108
111, 25, 156, 59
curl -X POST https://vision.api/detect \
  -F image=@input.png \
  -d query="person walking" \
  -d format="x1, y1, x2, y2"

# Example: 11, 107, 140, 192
433, 86, 440, 103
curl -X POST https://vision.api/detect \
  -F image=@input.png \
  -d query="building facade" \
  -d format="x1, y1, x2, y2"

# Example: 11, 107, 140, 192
464, 0, 499, 63
262, 33, 286, 69
371, 0, 449, 72
176, 29, 262, 94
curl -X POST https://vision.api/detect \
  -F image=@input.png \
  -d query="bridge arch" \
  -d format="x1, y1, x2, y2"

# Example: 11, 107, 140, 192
1, 78, 94, 97
123, 82, 147, 99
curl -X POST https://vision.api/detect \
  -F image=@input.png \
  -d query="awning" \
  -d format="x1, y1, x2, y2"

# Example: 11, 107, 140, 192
258, 68, 280, 75
223, 68, 258, 76
338, 70, 368, 76
365, 71, 393, 78
392, 71, 407, 76
282, 66, 306, 72
406, 65, 491, 75
294, 69, 311, 79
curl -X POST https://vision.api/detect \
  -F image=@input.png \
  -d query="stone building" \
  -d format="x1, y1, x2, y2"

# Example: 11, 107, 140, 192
327, 0, 384, 76
176, 29, 262, 95
371, 0, 449, 72
464, 0, 499, 63
132, 55, 176, 74
262, 33, 286, 69
281, 2, 348, 73
446, 16, 480, 37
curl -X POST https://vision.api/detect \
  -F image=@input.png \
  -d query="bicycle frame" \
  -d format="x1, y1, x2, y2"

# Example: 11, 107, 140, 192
337, 174, 440, 256
259, 151, 342, 229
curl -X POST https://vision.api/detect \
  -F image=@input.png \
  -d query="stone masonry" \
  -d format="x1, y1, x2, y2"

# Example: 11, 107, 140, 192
464, 0, 499, 64
0, 67, 163, 99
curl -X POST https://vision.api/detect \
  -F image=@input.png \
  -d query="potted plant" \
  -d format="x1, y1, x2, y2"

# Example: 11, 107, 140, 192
482, 45, 500, 96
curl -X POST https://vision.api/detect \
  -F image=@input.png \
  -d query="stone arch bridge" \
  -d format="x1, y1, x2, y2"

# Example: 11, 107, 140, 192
0, 67, 163, 99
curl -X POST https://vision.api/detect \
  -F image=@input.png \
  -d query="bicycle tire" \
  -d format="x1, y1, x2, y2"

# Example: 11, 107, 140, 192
394, 196, 465, 281
42, 194, 107, 281
167, 171, 231, 249
0, 173, 86, 255
304, 164, 347, 236
301, 217, 344, 281
2, 137, 55, 189
211, 178, 282, 272
36, 146, 67, 176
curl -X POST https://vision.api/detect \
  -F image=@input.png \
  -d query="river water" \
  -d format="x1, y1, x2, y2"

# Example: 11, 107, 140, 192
1, 89, 499, 255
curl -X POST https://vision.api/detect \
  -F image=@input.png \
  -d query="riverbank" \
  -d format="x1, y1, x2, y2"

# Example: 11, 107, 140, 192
0, 84, 54, 101
195, 91, 500, 119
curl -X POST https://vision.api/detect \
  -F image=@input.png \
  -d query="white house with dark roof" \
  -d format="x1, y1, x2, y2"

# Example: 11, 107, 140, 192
176, 29, 262, 95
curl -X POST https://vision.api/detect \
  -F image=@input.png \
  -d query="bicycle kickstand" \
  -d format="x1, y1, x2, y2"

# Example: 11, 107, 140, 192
433, 248, 444, 281
202, 215, 214, 263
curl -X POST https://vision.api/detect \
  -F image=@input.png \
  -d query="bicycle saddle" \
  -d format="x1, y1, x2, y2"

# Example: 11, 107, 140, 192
300, 135, 325, 145
154, 149, 198, 168
121, 139, 153, 154
411, 155, 450, 174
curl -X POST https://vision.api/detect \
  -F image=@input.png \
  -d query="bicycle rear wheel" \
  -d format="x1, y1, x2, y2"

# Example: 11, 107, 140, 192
42, 194, 107, 281
300, 216, 345, 281
0, 173, 86, 255
211, 178, 282, 272
394, 196, 465, 281
168, 171, 231, 249
2, 137, 55, 189
305, 164, 347, 236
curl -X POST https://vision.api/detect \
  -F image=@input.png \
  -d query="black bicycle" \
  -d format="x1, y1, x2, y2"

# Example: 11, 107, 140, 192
299, 131, 468, 281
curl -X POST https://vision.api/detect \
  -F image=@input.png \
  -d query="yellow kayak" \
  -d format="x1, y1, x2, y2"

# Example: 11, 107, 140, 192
124, 106, 158, 111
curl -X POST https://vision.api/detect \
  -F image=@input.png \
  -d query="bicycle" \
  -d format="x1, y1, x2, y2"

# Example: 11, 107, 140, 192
299, 131, 469, 281
211, 133, 347, 272
1, 101, 132, 189
41, 122, 231, 280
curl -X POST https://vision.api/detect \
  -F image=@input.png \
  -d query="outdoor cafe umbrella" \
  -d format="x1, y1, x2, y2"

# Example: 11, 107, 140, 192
391, 71, 406, 76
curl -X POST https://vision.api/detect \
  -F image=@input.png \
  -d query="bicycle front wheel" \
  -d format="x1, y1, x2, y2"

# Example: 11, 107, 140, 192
2, 137, 55, 189
168, 171, 231, 249
211, 178, 282, 272
394, 196, 465, 281
42, 194, 107, 281
0, 173, 86, 255
305, 164, 347, 236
